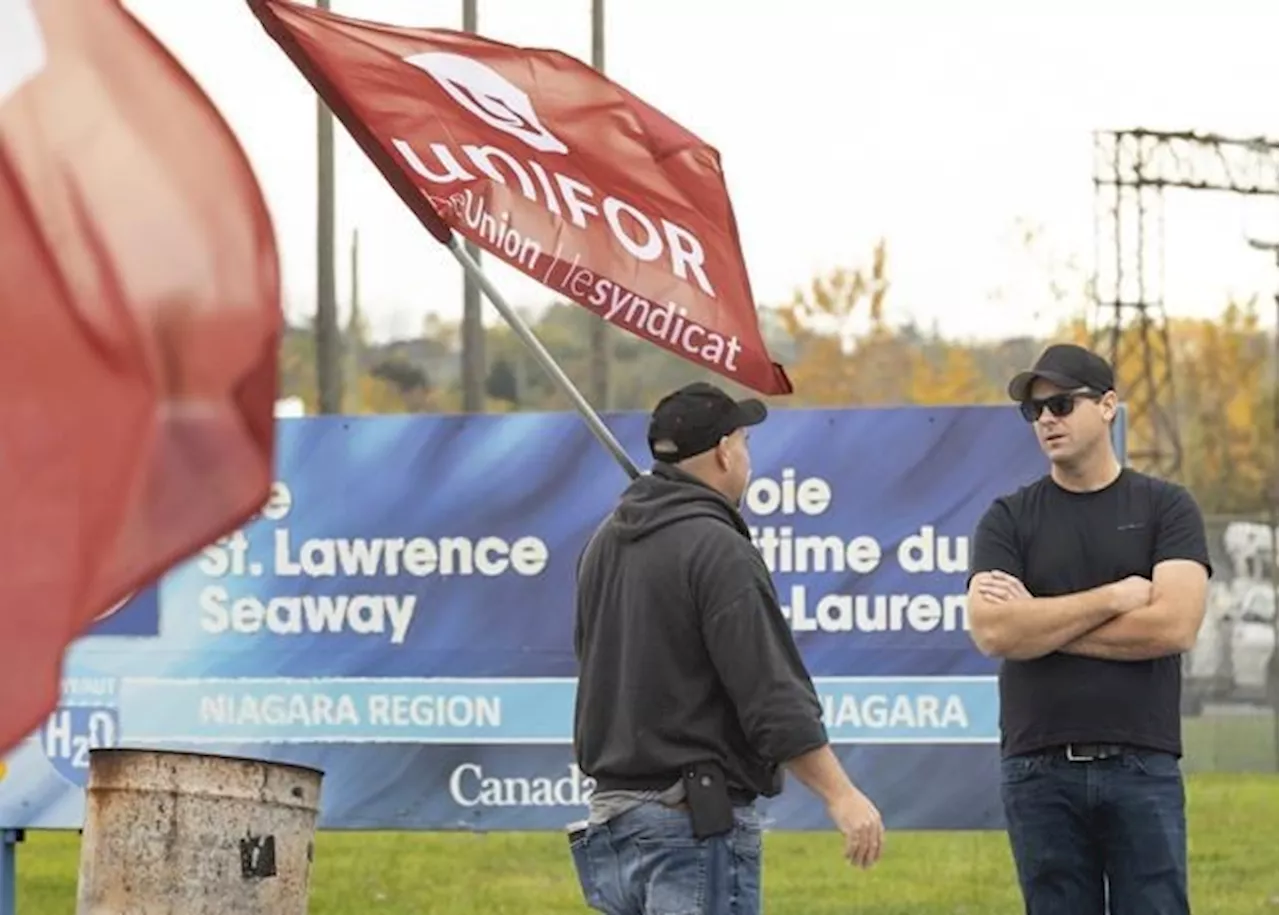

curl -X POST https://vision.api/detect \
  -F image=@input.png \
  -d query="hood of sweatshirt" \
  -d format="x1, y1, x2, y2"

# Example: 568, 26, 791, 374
606, 462, 751, 543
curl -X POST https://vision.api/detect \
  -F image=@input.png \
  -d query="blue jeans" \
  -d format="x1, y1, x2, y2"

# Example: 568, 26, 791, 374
569, 802, 762, 914
1000, 747, 1189, 915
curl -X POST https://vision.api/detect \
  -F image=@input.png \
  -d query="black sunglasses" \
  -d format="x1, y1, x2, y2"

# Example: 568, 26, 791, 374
1019, 388, 1101, 423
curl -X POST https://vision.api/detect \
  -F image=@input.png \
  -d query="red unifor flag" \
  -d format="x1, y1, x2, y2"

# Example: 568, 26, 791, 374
0, 0, 282, 755
247, 0, 792, 396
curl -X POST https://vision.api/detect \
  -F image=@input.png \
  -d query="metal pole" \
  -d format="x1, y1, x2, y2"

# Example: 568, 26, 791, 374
315, 0, 341, 413
446, 235, 640, 479
346, 227, 362, 413
1249, 234, 1280, 772
460, 0, 486, 412
591, 0, 605, 76
1269, 241, 1280, 772
0, 829, 21, 915
586, 0, 610, 409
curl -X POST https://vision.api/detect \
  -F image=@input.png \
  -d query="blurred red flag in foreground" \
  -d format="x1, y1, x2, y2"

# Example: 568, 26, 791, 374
0, 0, 282, 755
247, 0, 791, 396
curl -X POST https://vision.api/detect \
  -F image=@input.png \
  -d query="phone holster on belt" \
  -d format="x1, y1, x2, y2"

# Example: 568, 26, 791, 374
681, 761, 735, 839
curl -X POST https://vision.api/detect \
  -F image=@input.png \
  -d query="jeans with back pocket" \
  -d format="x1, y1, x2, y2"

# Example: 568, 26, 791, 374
568, 801, 762, 915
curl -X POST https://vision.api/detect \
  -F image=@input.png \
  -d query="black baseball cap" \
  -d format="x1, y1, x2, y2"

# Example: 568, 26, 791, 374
1007, 343, 1116, 402
647, 382, 767, 463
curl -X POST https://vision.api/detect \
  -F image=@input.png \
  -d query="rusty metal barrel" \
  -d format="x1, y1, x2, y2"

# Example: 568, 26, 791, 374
75, 748, 324, 915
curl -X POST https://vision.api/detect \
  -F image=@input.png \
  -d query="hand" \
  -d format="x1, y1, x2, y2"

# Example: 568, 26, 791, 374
973, 570, 1031, 604
827, 786, 884, 869
1107, 575, 1153, 613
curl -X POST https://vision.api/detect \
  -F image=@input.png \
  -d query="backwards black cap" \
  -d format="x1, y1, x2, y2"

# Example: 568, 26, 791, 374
647, 381, 767, 463
1007, 343, 1116, 402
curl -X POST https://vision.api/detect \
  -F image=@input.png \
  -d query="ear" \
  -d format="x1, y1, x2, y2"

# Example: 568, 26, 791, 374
715, 437, 733, 471
1100, 390, 1119, 422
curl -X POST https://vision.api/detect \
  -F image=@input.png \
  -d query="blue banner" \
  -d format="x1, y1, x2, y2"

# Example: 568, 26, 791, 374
0, 405, 1050, 831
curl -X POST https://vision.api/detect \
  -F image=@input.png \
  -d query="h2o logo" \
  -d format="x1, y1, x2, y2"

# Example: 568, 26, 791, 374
42, 706, 119, 787
403, 51, 568, 155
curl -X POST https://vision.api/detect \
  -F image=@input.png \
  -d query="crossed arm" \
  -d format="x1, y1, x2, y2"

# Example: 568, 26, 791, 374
1056, 560, 1208, 660
968, 560, 1209, 662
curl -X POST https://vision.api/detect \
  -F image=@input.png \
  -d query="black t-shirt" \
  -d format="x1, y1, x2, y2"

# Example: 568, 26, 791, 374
970, 468, 1212, 758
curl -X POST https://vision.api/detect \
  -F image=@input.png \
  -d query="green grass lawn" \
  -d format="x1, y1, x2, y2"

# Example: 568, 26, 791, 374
1183, 710, 1278, 772
13, 773, 1276, 914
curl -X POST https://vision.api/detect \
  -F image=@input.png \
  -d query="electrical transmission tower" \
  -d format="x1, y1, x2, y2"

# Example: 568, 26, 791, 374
1092, 128, 1279, 477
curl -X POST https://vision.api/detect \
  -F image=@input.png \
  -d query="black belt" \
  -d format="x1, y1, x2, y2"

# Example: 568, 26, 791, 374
1040, 742, 1130, 761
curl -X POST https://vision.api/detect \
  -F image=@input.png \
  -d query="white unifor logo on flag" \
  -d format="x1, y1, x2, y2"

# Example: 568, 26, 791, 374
402, 51, 569, 155
0, 0, 46, 105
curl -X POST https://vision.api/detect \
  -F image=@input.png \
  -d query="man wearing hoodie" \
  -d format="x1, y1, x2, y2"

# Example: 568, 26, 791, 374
567, 381, 884, 915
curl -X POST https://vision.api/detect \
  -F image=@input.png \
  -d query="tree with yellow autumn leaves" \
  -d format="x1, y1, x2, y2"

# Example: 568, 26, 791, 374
775, 239, 1000, 408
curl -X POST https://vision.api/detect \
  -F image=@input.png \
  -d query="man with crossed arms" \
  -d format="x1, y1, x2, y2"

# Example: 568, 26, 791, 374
967, 343, 1212, 915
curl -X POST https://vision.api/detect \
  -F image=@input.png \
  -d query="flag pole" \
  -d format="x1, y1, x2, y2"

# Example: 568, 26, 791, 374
445, 234, 642, 480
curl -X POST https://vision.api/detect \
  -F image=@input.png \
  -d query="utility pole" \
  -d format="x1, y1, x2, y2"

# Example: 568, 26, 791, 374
1249, 232, 1280, 767
459, 0, 486, 411
315, 0, 341, 413
587, 0, 610, 409
345, 228, 363, 413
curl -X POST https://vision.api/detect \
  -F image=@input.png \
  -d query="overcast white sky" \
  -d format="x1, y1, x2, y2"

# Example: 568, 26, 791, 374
124, 0, 1278, 343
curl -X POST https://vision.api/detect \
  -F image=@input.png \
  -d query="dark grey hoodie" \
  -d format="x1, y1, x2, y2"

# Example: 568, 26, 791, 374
572, 462, 829, 800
